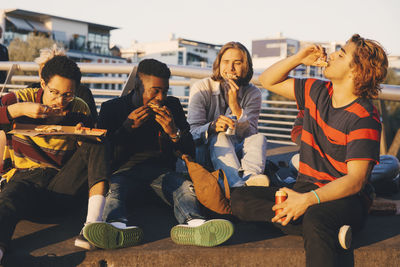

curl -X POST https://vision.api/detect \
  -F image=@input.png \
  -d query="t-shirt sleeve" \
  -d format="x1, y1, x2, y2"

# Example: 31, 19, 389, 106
346, 116, 381, 164
294, 78, 307, 110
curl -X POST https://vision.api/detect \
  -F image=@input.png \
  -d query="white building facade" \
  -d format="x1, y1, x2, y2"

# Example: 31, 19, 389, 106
252, 33, 344, 78
0, 8, 126, 90
121, 36, 221, 96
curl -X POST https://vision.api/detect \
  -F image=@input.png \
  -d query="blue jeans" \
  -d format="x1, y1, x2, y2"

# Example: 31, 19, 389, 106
370, 155, 400, 183
196, 133, 267, 188
103, 162, 204, 224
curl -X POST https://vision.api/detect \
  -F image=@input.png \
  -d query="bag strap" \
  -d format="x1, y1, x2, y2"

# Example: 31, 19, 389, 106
218, 169, 231, 200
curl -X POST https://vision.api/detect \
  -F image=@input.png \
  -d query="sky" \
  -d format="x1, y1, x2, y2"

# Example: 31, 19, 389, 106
3, 0, 400, 55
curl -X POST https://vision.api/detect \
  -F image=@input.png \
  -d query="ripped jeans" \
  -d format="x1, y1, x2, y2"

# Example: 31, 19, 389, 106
103, 162, 204, 224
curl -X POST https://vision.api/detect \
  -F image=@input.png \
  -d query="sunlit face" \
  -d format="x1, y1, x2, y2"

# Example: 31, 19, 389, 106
219, 48, 245, 80
324, 42, 357, 81
140, 74, 169, 106
41, 75, 75, 110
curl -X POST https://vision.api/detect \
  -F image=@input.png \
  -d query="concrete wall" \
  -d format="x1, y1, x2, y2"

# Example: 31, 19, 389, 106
46, 17, 88, 42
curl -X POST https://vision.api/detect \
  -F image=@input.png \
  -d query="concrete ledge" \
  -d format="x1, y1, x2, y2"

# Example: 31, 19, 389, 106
2, 200, 400, 267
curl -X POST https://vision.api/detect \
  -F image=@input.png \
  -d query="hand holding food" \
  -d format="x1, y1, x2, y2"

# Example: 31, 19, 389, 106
127, 105, 151, 129
299, 45, 327, 67
7, 102, 52, 119
151, 104, 178, 138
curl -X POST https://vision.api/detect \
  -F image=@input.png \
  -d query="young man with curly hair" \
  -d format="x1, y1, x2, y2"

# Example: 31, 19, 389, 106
231, 34, 388, 267
0, 56, 109, 259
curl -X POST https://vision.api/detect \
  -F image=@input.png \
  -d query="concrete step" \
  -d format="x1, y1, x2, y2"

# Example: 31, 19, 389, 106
2, 198, 400, 267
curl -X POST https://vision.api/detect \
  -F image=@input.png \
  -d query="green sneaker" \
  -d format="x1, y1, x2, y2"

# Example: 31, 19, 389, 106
83, 222, 143, 249
170, 219, 234, 247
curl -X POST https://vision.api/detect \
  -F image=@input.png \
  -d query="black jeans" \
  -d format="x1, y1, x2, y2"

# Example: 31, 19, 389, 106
0, 141, 109, 250
231, 182, 367, 267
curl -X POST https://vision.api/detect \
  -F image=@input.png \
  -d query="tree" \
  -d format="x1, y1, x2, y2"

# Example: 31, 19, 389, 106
384, 68, 400, 85
8, 34, 57, 62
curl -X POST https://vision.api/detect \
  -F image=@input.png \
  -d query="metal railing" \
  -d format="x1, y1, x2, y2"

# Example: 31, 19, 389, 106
1, 62, 399, 147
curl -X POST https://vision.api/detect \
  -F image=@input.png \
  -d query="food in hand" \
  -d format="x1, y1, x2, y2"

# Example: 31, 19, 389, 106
315, 58, 328, 67
46, 107, 67, 116
147, 102, 161, 109
226, 73, 238, 79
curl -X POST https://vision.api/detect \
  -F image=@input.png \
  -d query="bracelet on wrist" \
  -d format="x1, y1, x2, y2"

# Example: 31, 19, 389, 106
311, 190, 320, 204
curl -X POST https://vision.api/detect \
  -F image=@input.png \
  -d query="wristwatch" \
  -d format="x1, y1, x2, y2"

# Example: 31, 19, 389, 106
170, 128, 181, 141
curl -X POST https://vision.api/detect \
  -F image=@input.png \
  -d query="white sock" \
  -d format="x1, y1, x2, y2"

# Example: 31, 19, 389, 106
110, 221, 127, 228
85, 195, 106, 224
187, 219, 206, 227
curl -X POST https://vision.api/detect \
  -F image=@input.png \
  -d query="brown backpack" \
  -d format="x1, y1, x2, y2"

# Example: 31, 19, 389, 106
182, 154, 232, 214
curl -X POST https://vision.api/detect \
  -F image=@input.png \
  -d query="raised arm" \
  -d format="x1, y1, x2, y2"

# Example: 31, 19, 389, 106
259, 45, 327, 100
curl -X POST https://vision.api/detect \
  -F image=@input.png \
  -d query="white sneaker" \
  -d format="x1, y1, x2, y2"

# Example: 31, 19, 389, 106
74, 229, 97, 250
338, 225, 352, 250
245, 174, 270, 187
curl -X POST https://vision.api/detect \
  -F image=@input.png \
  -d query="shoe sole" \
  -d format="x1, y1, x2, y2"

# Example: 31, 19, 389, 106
338, 225, 352, 250
170, 219, 234, 247
83, 222, 143, 249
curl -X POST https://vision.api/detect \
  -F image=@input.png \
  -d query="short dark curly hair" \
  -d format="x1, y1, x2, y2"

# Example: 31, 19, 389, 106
349, 34, 388, 99
137, 58, 171, 80
41, 55, 81, 88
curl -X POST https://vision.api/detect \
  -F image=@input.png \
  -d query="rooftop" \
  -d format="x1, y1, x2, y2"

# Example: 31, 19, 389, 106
2, 145, 400, 267
3, 8, 119, 31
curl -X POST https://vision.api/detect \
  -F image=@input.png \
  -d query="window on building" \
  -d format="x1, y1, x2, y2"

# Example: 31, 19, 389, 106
178, 51, 183, 65
88, 32, 110, 55
287, 44, 297, 57
70, 34, 86, 51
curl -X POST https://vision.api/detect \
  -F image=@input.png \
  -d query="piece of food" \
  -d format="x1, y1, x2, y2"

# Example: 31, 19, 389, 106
316, 58, 328, 67
35, 125, 62, 133
46, 107, 67, 117
148, 102, 161, 109
226, 73, 238, 79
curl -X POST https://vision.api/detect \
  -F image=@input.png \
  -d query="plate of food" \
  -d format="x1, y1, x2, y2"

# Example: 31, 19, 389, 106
9, 123, 107, 137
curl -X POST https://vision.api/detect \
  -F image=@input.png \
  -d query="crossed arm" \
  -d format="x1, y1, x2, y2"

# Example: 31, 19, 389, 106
272, 160, 374, 225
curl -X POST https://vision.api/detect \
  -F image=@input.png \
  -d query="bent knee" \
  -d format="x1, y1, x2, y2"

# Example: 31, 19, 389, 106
245, 133, 267, 145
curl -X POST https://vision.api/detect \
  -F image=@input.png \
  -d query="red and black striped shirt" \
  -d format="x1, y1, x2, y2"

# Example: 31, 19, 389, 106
294, 78, 381, 187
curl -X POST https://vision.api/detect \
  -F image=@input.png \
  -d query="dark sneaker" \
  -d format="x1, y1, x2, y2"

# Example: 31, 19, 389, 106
338, 225, 352, 250
170, 219, 234, 247
74, 230, 96, 250
83, 222, 143, 249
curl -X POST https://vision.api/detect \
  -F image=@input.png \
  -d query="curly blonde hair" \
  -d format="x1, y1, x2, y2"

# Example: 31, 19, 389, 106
35, 44, 66, 69
349, 34, 388, 99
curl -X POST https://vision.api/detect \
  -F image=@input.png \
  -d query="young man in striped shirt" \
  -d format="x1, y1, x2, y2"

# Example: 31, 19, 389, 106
0, 56, 109, 261
231, 34, 388, 267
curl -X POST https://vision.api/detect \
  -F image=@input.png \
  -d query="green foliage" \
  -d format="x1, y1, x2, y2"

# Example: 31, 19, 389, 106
381, 68, 400, 141
8, 34, 56, 62
384, 68, 400, 85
